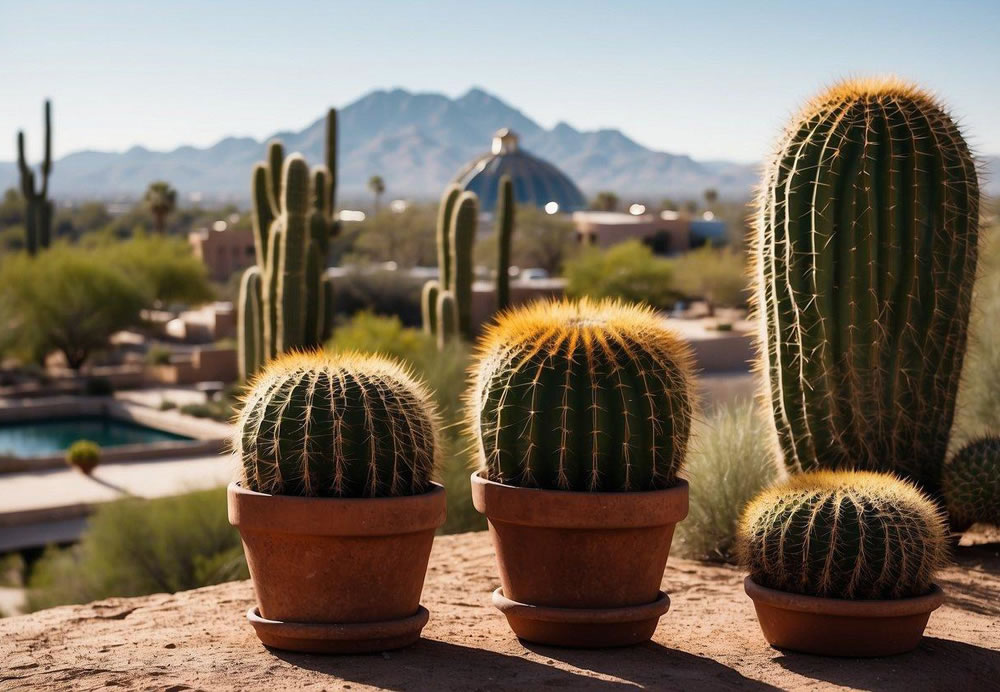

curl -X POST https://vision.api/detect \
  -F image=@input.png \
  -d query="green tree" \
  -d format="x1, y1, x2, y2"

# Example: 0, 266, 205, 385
590, 191, 619, 212
368, 175, 386, 216
703, 187, 719, 208
104, 233, 213, 306
477, 205, 577, 277
669, 246, 748, 315
348, 203, 437, 267
0, 247, 147, 369
144, 181, 177, 234
564, 240, 679, 310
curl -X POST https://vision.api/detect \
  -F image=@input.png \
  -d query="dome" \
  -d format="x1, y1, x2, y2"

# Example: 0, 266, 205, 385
453, 129, 587, 213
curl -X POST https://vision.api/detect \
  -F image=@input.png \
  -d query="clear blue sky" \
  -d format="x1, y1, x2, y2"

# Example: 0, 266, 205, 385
3, 0, 998, 163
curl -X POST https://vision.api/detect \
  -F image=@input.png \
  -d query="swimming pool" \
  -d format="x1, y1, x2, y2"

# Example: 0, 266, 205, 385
0, 416, 193, 458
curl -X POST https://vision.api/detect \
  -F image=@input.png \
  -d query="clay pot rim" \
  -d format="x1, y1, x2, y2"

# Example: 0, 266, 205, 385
228, 481, 446, 536
470, 471, 688, 528
492, 587, 671, 624
247, 605, 429, 641
744, 577, 945, 618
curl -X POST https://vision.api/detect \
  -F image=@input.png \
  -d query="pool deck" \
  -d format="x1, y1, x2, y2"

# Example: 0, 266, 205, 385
0, 454, 233, 552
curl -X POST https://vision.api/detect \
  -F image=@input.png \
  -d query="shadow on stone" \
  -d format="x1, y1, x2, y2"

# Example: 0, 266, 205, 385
774, 637, 1000, 690
519, 640, 781, 691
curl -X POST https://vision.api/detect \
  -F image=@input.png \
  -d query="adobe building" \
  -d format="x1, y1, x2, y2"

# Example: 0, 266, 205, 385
188, 226, 256, 281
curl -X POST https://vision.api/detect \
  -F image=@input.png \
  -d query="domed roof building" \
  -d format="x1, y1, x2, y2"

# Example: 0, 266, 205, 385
453, 129, 587, 213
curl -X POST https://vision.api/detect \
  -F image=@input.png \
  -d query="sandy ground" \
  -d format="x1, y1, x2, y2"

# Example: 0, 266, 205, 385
1, 529, 997, 691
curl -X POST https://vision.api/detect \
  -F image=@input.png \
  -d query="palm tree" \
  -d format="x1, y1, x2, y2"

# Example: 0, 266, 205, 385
368, 175, 385, 216
590, 191, 619, 212
144, 181, 177, 234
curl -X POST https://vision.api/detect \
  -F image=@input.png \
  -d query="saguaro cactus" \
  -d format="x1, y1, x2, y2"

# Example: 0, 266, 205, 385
17, 100, 54, 255
238, 109, 339, 379
235, 351, 439, 498
495, 175, 515, 311
753, 78, 980, 497
469, 298, 695, 491
739, 470, 948, 600
422, 185, 478, 344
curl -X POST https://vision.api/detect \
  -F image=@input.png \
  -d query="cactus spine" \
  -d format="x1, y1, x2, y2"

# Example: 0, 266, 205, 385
753, 78, 980, 497
469, 298, 694, 491
739, 471, 948, 600
235, 351, 439, 498
16, 100, 54, 255
495, 175, 515, 311
422, 185, 477, 345
943, 436, 1000, 530
237, 109, 339, 379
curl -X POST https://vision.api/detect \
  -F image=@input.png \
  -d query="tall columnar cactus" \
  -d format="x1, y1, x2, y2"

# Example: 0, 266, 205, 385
436, 290, 458, 350
943, 437, 1000, 530
469, 298, 694, 491
235, 351, 439, 498
16, 100, 54, 256
739, 471, 948, 600
753, 78, 980, 497
495, 175, 515, 312
237, 109, 339, 379
422, 185, 478, 344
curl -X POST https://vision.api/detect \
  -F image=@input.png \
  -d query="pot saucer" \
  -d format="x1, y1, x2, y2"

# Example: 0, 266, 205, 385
247, 605, 430, 654
491, 588, 670, 648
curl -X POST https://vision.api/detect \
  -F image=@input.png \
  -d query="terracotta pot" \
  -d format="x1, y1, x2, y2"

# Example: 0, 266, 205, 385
228, 481, 446, 654
744, 577, 945, 657
471, 471, 688, 647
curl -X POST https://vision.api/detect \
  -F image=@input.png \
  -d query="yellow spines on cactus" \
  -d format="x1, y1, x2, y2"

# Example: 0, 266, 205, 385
739, 471, 948, 600
469, 298, 695, 491
235, 351, 440, 498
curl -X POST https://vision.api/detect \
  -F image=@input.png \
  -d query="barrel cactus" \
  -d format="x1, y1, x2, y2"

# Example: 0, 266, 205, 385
739, 471, 948, 600
943, 436, 1000, 530
66, 440, 100, 476
235, 351, 439, 498
753, 77, 980, 498
469, 298, 694, 491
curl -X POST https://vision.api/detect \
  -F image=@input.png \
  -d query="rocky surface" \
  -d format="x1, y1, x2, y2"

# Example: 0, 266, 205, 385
1, 530, 998, 691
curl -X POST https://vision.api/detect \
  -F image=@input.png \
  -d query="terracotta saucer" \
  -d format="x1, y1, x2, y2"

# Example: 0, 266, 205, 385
246, 605, 430, 654
491, 588, 671, 648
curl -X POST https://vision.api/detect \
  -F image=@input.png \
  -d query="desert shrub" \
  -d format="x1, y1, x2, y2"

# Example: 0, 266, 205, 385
329, 270, 424, 326
66, 440, 100, 475
326, 312, 482, 532
956, 220, 1000, 444
26, 487, 245, 611
675, 400, 777, 562
145, 345, 173, 365
669, 246, 749, 311
101, 233, 214, 307
564, 240, 680, 310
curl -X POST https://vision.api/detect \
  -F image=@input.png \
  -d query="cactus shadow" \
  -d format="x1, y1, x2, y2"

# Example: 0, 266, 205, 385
939, 542, 1000, 616
519, 640, 782, 691
773, 637, 1000, 690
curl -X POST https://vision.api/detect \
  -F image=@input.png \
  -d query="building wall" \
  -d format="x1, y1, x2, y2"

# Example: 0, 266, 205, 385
189, 228, 256, 281
571, 212, 691, 253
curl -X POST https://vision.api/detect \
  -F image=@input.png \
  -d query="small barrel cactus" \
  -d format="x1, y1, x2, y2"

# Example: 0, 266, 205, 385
66, 440, 100, 475
739, 471, 948, 600
753, 77, 979, 498
944, 437, 1000, 530
469, 298, 694, 491
235, 351, 439, 498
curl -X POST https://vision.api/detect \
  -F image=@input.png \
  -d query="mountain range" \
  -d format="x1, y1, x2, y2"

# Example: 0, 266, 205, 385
2, 87, 997, 203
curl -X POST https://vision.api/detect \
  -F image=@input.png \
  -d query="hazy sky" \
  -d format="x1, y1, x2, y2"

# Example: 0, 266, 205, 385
3, 0, 999, 163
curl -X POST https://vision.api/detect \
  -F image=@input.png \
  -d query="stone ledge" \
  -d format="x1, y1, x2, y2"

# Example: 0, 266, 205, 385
2, 531, 998, 690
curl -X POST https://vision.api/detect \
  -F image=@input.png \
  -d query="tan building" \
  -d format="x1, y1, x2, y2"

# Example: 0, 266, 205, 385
189, 227, 256, 281
572, 211, 691, 253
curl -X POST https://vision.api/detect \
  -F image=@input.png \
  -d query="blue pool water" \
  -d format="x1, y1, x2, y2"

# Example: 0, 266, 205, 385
0, 417, 192, 458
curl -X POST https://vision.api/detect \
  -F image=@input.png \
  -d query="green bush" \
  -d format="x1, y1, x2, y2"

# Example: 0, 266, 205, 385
326, 311, 482, 532
26, 487, 245, 611
564, 240, 680, 310
956, 219, 1000, 443
669, 246, 748, 311
66, 440, 100, 475
675, 400, 777, 563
